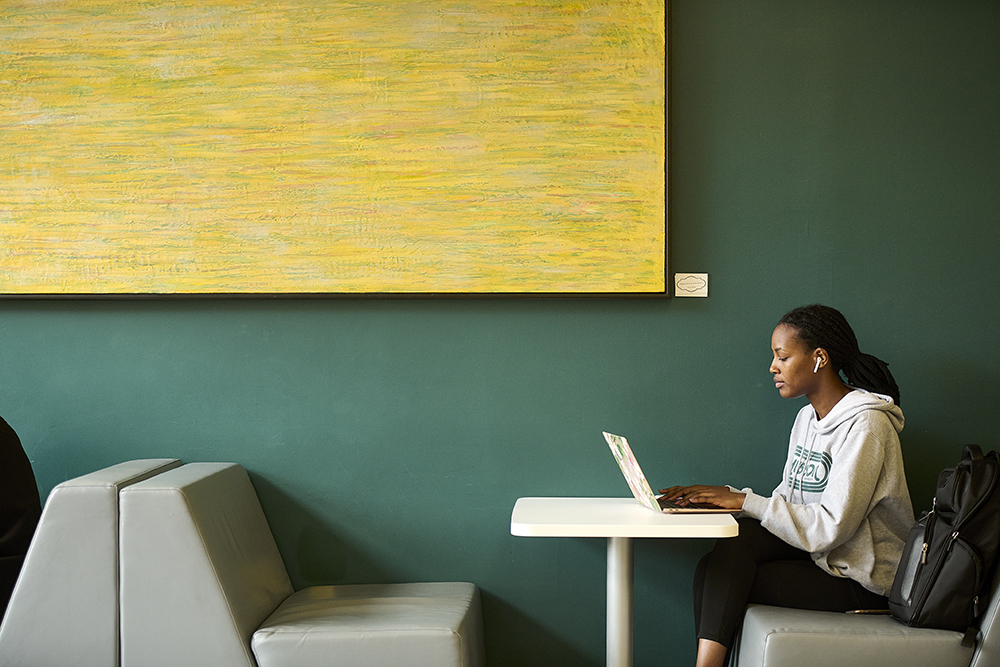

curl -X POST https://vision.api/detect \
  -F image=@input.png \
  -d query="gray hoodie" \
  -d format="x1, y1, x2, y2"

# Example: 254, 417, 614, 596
739, 389, 914, 596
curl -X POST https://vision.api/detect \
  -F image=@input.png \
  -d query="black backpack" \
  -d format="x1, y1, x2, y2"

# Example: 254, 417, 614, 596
888, 445, 1000, 645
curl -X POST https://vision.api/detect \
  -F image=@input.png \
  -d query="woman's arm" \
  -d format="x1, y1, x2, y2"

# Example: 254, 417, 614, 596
658, 485, 746, 510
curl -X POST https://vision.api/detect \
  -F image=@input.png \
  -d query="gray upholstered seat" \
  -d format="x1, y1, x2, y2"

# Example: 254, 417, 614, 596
0, 459, 181, 667
253, 582, 485, 667
119, 462, 485, 667
733, 565, 1000, 667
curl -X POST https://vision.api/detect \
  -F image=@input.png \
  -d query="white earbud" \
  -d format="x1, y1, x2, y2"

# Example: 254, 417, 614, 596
813, 357, 821, 373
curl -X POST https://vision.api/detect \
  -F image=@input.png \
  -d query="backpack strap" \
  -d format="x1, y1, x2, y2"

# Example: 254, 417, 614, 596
964, 444, 985, 461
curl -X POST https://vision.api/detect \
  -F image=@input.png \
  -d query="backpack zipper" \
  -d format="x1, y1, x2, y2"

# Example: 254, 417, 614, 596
950, 536, 985, 620
921, 498, 936, 564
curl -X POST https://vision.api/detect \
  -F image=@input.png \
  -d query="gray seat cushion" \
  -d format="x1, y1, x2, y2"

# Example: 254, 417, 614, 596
252, 582, 485, 667
736, 605, 974, 667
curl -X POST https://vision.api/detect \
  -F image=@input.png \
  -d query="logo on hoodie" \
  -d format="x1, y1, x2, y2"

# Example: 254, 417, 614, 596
788, 445, 832, 493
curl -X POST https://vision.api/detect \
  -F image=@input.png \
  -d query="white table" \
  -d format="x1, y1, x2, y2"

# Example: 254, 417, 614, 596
511, 497, 738, 667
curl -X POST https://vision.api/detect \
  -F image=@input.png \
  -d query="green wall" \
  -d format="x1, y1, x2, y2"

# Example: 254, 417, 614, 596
3, 2, 999, 664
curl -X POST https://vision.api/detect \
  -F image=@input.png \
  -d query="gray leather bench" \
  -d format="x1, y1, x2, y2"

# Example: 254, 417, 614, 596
0, 459, 182, 667
119, 462, 485, 667
733, 565, 1000, 667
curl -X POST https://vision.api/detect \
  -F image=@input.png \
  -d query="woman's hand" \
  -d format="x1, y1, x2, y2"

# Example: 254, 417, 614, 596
657, 485, 746, 510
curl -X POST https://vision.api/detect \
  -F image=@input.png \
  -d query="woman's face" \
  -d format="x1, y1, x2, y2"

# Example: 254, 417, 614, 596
769, 324, 820, 400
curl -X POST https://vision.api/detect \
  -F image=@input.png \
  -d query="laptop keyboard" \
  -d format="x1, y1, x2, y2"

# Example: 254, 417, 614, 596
656, 495, 718, 510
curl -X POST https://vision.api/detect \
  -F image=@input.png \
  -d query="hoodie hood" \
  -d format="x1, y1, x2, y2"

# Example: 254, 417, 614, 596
813, 388, 904, 436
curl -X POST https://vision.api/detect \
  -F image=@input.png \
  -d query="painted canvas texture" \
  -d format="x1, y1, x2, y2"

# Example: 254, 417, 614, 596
1, 0, 665, 294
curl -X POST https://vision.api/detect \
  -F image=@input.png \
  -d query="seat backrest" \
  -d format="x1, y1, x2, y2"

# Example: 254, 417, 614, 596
0, 458, 181, 667
119, 463, 294, 667
970, 564, 1000, 667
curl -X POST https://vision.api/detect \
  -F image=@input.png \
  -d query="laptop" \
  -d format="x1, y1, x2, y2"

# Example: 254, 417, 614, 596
603, 431, 737, 513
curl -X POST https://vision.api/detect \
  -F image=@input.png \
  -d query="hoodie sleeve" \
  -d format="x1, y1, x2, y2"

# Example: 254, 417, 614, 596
739, 411, 890, 554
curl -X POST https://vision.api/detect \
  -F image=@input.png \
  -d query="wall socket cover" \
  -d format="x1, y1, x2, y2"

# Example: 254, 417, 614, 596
674, 273, 709, 297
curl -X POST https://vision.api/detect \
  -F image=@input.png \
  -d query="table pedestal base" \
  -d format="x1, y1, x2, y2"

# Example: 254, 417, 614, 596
607, 536, 634, 667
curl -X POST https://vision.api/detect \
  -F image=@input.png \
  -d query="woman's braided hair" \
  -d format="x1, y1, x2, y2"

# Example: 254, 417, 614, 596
779, 304, 901, 405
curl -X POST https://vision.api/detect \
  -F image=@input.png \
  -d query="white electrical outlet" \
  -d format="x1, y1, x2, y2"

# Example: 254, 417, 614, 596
674, 273, 709, 297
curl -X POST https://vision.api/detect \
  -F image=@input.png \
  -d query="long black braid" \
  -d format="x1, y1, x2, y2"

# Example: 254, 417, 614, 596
779, 304, 901, 406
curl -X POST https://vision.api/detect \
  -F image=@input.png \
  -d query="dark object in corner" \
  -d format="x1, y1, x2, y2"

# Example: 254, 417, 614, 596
0, 416, 42, 615
889, 444, 1000, 647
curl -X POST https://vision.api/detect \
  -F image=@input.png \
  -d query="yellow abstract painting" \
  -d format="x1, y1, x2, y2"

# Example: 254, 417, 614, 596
1, 0, 665, 294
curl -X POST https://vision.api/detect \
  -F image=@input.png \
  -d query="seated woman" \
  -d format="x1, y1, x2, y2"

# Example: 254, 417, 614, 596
661, 304, 914, 667
1, 416, 42, 615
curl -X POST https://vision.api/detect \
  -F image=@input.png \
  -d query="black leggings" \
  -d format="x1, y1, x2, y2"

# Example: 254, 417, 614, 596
694, 517, 889, 649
